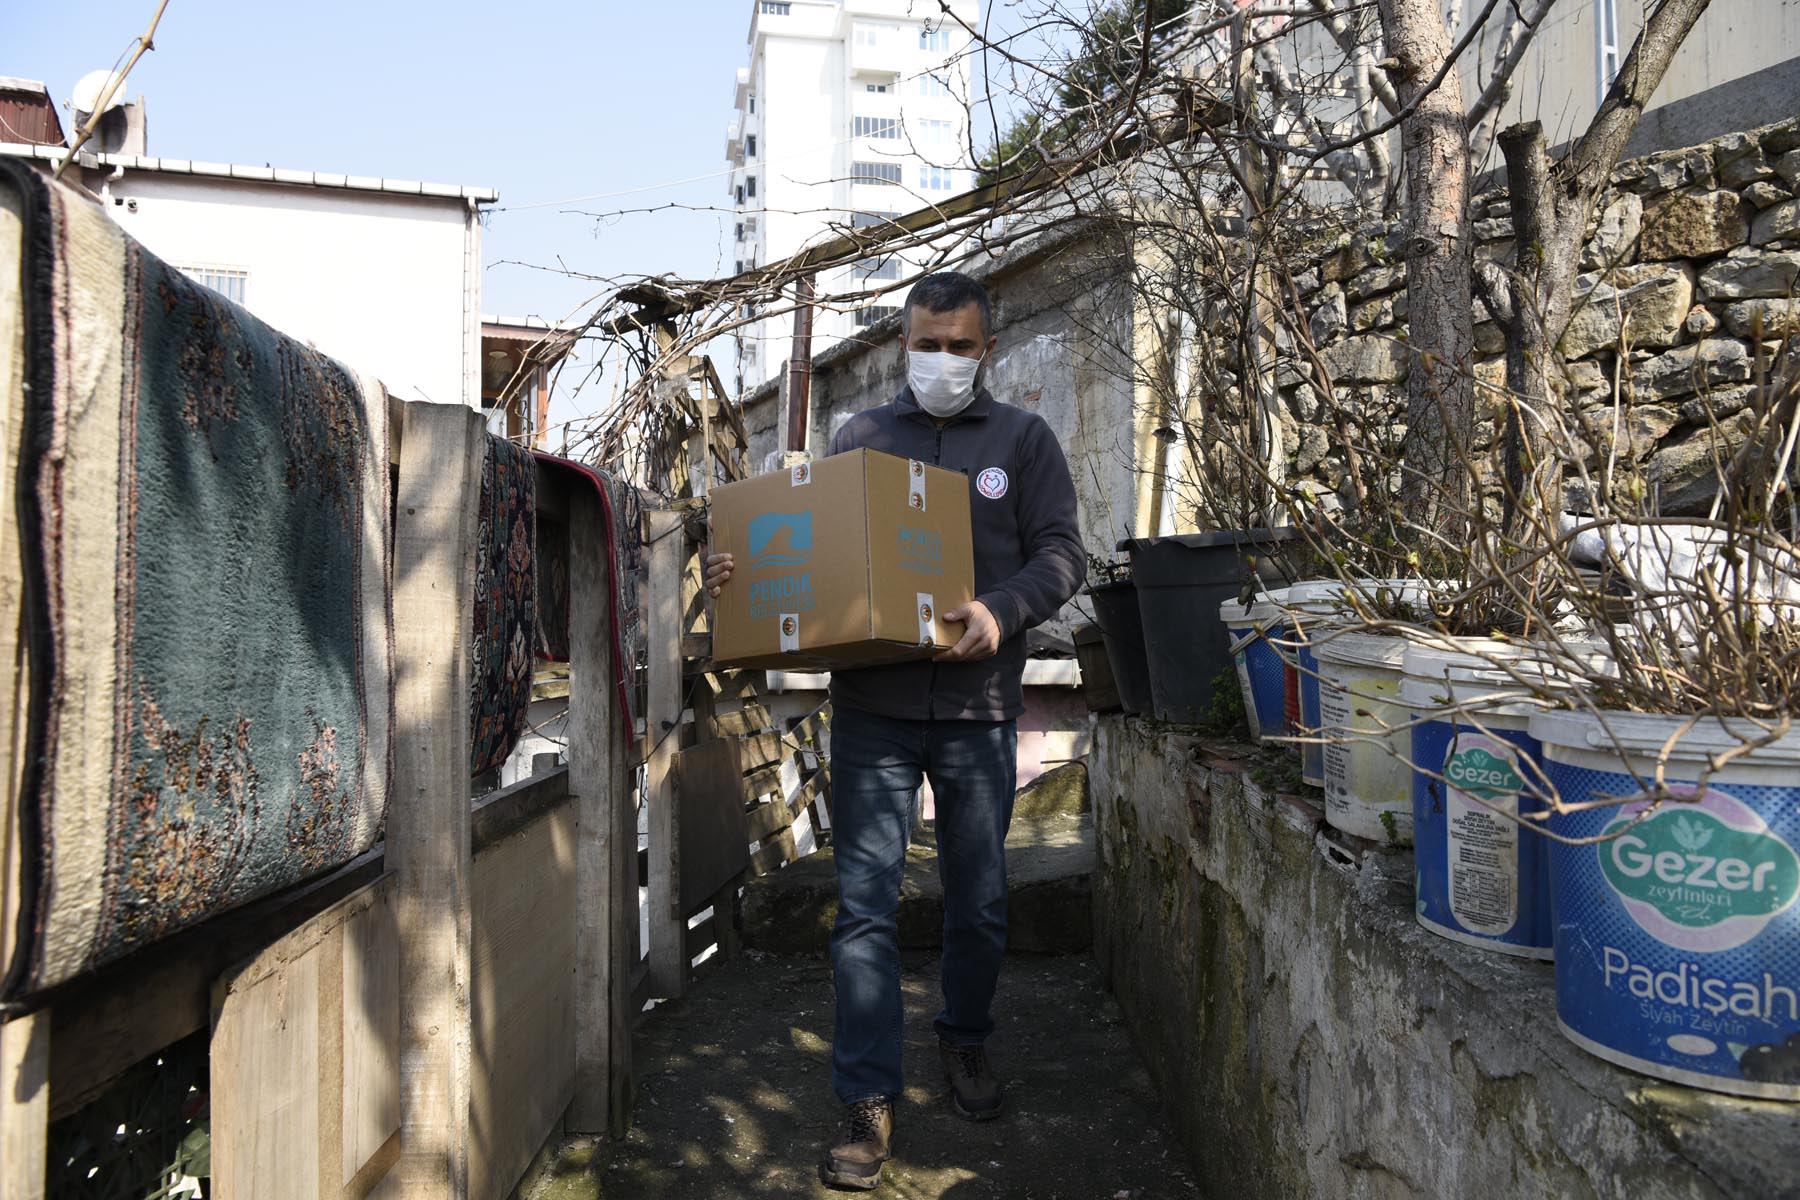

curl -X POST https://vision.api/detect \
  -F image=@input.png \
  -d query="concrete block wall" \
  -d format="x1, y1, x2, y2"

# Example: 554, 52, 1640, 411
1088, 715, 1798, 1199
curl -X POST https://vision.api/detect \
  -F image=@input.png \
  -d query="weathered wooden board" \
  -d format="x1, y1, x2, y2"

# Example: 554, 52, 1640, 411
0, 182, 46, 1200
676, 738, 751, 914
210, 878, 400, 1200
566, 478, 634, 1136
388, 401, 485, 1197
644, 511, 685, 999
469, 801, 578, 1200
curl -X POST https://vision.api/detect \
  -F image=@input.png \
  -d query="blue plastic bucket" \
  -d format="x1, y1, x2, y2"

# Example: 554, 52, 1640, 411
1403, 643, 1556, 960
1282, 582, 1350, 786
1218, 594, 1289, 742
1533, 709, 1800, 1100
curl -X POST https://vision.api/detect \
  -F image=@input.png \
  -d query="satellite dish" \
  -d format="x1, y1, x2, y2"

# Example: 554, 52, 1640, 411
71, 69, 127, 118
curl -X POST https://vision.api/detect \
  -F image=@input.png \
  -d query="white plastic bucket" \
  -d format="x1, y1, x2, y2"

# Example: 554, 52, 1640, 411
1218, 592, 1290, 742
1532, 708, 1800, 1100
1315, 631, 1413, 844
1402, 642, 1558, 959
1283, 580, 1443, 788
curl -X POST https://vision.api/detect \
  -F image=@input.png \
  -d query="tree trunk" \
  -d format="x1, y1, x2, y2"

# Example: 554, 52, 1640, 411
1495, 0, 1714, 534
1498, 121, 1565, 532
1379, 0, 1477, 541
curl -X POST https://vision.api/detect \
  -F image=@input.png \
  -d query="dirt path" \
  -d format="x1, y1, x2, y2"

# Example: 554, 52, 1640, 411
525, 952, 1200, 1199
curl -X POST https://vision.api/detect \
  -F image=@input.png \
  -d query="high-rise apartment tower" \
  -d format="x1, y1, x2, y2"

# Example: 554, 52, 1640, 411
726, 0, 980, 393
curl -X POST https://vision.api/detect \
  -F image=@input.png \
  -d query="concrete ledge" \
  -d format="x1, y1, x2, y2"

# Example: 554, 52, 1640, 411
1089, 715, 1799, 1200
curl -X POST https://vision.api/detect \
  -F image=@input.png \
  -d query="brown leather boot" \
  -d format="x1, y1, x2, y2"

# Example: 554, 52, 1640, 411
820, 1095, 893, 1190
940, 1040, 1004, 1121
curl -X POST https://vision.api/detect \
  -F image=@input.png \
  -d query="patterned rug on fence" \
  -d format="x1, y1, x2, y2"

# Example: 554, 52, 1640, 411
470, 434, 536, 777
534, 452, 644, 735
0, 161, 393, 1001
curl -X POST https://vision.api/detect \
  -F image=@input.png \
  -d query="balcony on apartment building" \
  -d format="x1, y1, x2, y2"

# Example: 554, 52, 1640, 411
848, 21, 910, 77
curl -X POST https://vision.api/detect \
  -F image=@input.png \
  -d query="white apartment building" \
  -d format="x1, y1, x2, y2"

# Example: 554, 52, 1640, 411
1, 89, 494, 409
726, 0, 980, 392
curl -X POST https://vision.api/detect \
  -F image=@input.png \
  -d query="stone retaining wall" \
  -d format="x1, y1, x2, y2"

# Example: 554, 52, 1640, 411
1088, 716, 1798, 1199
1286, 117, 1800, 514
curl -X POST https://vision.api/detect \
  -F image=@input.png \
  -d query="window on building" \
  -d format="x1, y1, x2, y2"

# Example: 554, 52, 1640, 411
851, 210, 901, 228
749, 94, 756, 113
854, 116, 900, 139
735, 260, 744, 275
853, 304, 901, 327
916, 72, 951, 99
735, 222, 744, 240
855, 256, 901, 281
747, 134, 757, 156
919, 118, 953, 146
852, 161, 903, 185
747, 175, 757, 197
918, 165, 955, 191
865, 83, 889, 93
855, 22, 902, 47
179, 265, 248, 305
737, 185, 745, 205
920, 27, 951, 52
761, 2, 790, 15
1595, 0, 1621, 105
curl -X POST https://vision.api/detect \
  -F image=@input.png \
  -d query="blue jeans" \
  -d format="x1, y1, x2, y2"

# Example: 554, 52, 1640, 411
828, 705, 1018, 1104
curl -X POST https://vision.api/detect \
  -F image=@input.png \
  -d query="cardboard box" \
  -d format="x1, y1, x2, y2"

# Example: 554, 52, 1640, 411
710, 448, 975, 670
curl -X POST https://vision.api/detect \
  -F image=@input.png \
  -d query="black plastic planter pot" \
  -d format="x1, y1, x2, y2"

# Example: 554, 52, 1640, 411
1084, 581, 1154, 716
1122, 528, 1306, 725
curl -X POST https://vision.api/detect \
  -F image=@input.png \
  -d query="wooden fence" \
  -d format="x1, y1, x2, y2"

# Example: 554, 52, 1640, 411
0, 338, 831, 1199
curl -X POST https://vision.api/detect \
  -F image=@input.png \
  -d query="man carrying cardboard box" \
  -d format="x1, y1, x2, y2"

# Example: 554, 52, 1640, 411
706, 272, 1086, 1190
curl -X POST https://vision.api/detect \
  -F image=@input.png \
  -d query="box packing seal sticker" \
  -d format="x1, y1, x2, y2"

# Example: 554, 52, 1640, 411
917, 592, 937, 646
779, 613, 800, 652
908, 459, 927, 512
791, 461, 812, 487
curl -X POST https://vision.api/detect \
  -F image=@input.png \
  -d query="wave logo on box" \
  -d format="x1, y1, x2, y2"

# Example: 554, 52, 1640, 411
897, 523, 943, 576
747, 511, 816, 621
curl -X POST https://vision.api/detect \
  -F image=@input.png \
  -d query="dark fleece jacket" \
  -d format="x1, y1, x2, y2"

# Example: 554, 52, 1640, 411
827, 384, 1086, 721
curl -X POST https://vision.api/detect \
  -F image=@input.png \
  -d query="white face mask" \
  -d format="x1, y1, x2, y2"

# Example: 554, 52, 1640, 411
907, 350, 985, 418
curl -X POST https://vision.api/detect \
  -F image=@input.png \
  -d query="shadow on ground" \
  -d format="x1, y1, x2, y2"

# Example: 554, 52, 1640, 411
522, 952, 1199, 1199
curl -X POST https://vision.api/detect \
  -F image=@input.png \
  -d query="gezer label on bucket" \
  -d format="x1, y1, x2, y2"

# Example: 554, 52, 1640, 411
1600, 800, 1800, 952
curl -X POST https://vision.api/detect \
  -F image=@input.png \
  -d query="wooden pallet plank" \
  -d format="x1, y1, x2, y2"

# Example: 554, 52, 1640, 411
748, 826, 801, 877
737, 731, 783, 772
744, 798, 795, 844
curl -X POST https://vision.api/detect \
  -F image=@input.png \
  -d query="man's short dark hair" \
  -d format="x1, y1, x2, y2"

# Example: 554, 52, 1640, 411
902, 272, 993, 340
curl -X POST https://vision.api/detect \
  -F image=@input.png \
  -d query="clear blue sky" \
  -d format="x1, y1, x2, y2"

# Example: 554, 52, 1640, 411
7, 0, 1054, 426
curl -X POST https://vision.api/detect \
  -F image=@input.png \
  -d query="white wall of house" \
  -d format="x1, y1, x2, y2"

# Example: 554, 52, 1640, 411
79, 168, 485, 407
1469, 0, 1800, 153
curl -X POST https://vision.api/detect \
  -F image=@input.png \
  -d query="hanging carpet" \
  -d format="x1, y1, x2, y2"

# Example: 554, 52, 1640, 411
0, 159, 393, 1001
469, 434, 536, 777
532, 452, 643, 738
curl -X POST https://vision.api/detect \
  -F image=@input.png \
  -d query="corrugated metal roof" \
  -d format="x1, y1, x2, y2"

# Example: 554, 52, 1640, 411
0, 141, 497, 202
0, 80, 66, 148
